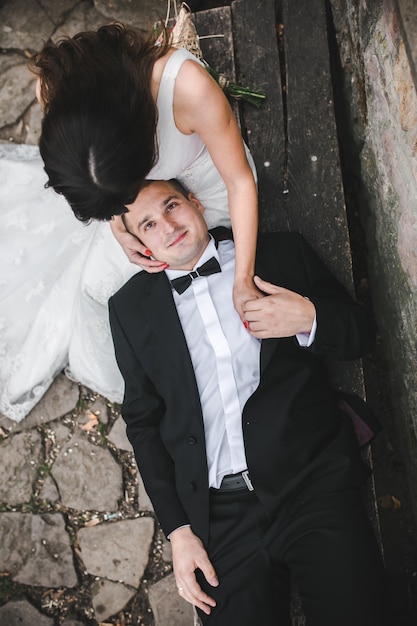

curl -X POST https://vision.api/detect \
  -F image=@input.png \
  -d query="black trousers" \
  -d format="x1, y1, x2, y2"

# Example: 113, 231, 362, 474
196, 488, 389, 626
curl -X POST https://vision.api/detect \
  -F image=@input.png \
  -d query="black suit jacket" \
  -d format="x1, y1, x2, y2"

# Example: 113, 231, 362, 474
109, 232, 374, 544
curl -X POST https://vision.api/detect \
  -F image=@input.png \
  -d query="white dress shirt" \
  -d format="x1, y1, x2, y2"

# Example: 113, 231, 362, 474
166, 237, 316, 489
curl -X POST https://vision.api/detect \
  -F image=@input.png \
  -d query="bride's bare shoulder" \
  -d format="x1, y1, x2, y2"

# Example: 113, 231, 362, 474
150, 47, 178, 100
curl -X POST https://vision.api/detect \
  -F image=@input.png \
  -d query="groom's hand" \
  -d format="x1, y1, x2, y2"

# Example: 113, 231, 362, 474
170, 526, 219, 615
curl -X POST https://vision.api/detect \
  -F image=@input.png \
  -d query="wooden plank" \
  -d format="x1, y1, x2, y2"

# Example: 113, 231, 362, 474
279, 0, 353, 289
194, 8, 236, 80
278, 1, 380, 563
275, 0, 365, 399
194, 7, 240, 121
231, 0, 287, 232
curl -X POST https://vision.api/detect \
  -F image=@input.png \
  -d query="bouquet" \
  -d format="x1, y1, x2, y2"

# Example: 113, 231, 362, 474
156, 1, 266, 108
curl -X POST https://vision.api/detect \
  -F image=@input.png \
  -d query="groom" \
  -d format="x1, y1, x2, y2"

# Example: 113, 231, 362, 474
109, 179, 388, 625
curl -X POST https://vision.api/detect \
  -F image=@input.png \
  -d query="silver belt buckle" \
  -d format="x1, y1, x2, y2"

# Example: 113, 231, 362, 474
242, 470, 254, 491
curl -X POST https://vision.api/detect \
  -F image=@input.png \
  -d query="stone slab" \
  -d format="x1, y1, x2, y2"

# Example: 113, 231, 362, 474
51, 2, 113, 42
0, 512, 78, 587
25, 100, 43, 146
77, 517, 154, 586
93, 0, 168, 30
52, 422, 73, 448
397, 0, 417, 85
0, 63, 36, 127
0, 599, 54, 626
51, 430, 123, 511
0, 51, 27, 74
0, 430, 42, 504
36, 0, 80, 25
148, 573, 194, 626
39, 475, 60, 502
91, 578, 136, 621
0, 0, 55, 50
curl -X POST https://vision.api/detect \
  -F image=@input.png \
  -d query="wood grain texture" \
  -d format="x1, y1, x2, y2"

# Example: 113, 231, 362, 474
194, 7, 241, 121
194, 7, 236, 80
279, 0, 353, 290
231, 0, 287, 232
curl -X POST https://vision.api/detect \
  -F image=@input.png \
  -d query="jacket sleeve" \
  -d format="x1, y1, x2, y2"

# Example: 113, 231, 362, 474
108, 296, 190, 538
294, 233, 375, 360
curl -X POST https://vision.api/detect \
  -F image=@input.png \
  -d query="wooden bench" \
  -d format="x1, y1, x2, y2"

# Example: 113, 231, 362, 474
191, 0, 380, 623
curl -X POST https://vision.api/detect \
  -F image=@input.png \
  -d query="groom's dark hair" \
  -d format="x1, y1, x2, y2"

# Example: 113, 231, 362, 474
138, 178, 191, 198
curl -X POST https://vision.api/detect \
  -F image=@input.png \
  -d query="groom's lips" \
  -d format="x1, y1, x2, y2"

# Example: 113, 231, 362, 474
168, 231, 187, 247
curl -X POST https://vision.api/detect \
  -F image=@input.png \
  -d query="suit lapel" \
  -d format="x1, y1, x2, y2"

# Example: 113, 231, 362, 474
139, 274, 196, 376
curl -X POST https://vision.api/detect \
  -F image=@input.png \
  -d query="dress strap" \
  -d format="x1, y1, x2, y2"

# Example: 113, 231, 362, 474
161, 47, 202, 82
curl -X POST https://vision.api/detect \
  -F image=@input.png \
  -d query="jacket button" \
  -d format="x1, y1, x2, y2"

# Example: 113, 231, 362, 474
189, 482, 196, 492
187, 436, 197, 445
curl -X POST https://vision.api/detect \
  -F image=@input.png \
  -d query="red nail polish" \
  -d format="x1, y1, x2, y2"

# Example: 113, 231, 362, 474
145, 249, 152, 256
243, 321, 249, 329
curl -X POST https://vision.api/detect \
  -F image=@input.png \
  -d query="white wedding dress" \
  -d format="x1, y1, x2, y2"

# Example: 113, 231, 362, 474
0, 49, 256, 422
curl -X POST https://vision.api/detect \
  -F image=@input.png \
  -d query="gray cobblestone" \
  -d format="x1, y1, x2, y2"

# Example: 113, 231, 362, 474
91, 578, 136, 621
77, 517, 154, 586
51, 430, 123, 511
0, 430, 42, 503
0, 599, 55, 626
0, 512, 78, 587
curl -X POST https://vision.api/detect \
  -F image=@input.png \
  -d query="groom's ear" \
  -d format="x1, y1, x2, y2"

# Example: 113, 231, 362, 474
187, 191, 205, 215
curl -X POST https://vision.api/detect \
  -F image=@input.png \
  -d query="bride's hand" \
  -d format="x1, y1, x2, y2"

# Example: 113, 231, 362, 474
110, 215, 168, 272
233, 277, 263, 323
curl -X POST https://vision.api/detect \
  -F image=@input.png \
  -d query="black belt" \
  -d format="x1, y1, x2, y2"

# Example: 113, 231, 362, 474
216, 470, 254, 492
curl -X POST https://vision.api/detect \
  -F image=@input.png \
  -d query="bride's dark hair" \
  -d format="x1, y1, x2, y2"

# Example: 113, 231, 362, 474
29, 23, 170, 222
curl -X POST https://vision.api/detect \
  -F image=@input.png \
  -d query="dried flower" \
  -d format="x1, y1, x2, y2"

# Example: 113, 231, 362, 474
155, 2, 266, 108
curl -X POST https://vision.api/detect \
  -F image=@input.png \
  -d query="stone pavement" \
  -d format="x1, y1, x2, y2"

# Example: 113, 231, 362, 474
0, 375, 195, 625
0, 1, 198, 624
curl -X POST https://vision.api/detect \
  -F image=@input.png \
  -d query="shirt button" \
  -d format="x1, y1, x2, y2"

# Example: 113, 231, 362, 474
187, 436, 197, 445
189, 482, 196, 492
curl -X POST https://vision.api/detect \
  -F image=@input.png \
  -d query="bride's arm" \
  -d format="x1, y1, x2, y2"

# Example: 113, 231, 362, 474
173, 59, 262, 319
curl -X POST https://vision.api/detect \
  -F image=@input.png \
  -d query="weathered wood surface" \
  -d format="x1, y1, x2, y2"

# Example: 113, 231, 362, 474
278, 0, 352, 286
278, 0, 365, 397
194, 7, 240, 121
232, 0, 286, 232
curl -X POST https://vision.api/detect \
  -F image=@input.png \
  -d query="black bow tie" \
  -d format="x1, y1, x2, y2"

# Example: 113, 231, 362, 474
170, 257, 221, 294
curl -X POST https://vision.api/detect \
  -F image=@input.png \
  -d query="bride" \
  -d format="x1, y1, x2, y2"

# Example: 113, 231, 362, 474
0, 22, 258, 422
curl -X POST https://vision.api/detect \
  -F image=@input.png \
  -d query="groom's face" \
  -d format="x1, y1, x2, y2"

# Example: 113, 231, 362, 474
124, 181, 210, 271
